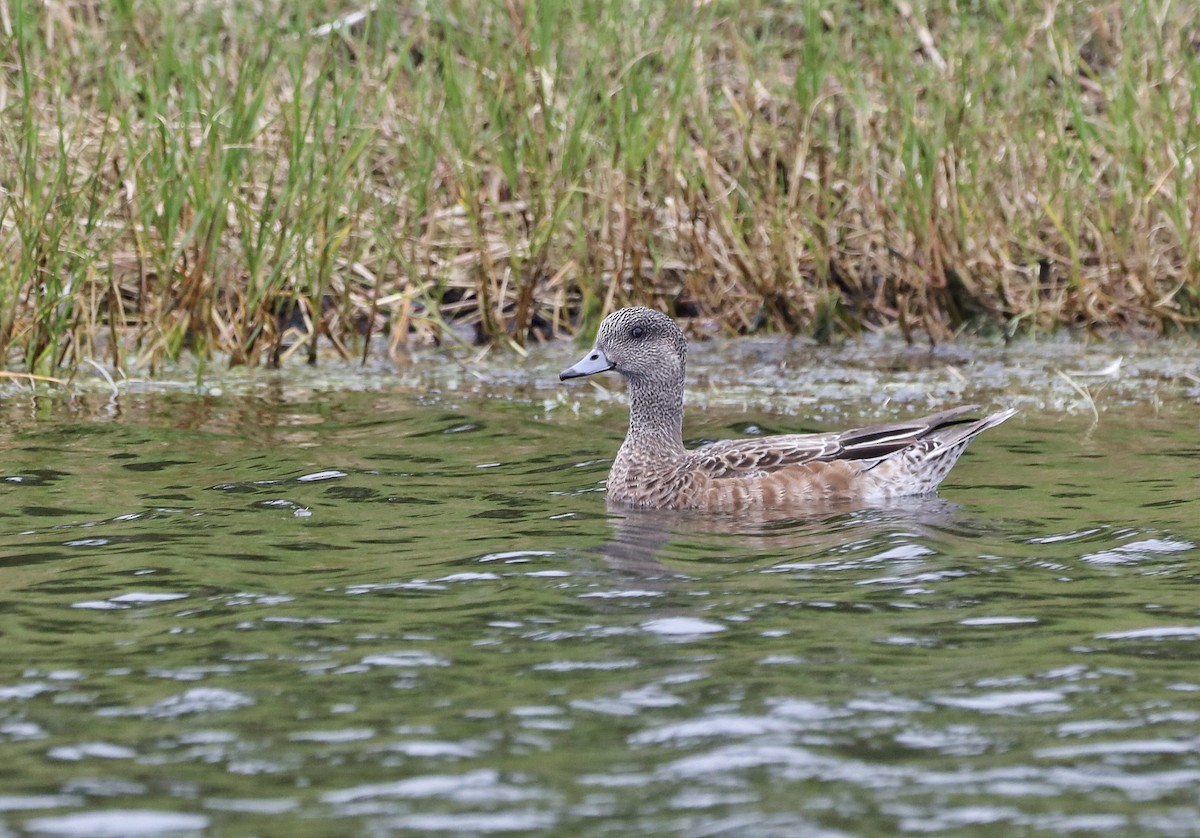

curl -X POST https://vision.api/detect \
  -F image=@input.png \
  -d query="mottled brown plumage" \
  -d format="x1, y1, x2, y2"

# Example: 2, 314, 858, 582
560, 307, 1015, 512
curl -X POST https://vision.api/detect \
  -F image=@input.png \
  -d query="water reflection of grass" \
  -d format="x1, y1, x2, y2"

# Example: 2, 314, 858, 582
3, 2, 1198, 376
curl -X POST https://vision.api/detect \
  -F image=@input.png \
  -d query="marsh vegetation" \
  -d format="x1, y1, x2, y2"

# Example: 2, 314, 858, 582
3, 0, 1199, 376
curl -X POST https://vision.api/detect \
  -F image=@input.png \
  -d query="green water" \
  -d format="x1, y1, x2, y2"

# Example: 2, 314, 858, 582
0, 338, 1198, 836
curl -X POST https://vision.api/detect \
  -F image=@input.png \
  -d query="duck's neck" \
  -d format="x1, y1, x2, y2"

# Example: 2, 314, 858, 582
622, 374, 686, 458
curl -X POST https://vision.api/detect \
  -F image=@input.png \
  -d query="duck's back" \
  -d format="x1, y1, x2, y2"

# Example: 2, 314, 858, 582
606, 406, 1016, 512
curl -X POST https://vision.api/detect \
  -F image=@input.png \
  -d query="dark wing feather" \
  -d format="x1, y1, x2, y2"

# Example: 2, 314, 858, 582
689, 405, 983, 479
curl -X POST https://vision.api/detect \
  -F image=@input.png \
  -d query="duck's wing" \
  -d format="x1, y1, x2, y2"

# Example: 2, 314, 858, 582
689, 406, 985, 479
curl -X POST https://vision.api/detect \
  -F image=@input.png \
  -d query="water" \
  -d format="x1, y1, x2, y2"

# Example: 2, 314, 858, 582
0, 337, 1197, 836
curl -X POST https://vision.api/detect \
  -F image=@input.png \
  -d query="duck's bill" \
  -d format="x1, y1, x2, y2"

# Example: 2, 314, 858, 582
560, 347, 614, 380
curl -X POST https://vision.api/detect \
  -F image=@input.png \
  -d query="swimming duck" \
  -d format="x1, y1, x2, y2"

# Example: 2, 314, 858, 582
560, 307, 1015, 511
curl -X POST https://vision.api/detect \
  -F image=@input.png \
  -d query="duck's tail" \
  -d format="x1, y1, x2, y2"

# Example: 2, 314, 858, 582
863, 407, 1017, 499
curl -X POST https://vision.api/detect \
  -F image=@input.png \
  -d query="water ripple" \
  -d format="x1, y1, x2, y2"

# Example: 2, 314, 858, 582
24, 810, 209, 837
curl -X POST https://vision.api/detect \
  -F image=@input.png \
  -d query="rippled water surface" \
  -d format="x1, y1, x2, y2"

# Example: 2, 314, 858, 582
0, 337, 1197, 836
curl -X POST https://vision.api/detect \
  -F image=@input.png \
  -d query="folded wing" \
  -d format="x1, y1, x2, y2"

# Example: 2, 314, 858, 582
688, 405, 985, 478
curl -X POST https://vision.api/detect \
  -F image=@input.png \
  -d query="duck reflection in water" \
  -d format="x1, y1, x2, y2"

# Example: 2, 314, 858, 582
592, 494, 975, 580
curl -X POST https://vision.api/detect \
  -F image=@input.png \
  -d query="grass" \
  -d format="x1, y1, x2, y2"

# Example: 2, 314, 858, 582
2, 0, 1199, 377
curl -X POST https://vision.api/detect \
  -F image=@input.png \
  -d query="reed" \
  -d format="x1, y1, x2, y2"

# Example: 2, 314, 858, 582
2, 0, 1198, 376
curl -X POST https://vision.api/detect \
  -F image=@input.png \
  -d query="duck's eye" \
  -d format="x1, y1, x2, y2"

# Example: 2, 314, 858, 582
630, 326, 645, 339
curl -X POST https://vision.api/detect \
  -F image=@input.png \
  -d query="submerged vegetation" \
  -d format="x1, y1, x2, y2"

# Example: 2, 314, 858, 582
2, 0, 1199, 375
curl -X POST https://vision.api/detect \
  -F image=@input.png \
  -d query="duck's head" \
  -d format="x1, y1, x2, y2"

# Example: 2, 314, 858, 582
560, 307, 687, 383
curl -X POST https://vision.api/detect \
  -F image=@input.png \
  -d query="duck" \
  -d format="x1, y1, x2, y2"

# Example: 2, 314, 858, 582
559, 307, 1015, 511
